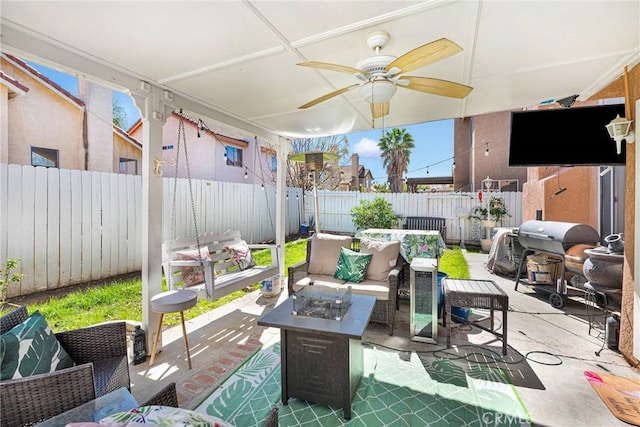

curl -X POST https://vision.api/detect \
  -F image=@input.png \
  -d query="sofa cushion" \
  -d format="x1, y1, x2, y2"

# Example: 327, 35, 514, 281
334, 247, 373, 283
307, 233, 352, 276
292, 275, 345, 293
360, 238, 401, 281
343, 279, 391, 299
0, 311, 75, 380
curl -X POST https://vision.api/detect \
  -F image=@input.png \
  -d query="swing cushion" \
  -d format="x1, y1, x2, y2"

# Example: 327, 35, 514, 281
176, 247, 212, 286
226, 240, 256, 271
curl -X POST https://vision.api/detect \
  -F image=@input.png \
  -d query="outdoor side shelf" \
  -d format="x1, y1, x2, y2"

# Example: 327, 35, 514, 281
443, 278, 509, 355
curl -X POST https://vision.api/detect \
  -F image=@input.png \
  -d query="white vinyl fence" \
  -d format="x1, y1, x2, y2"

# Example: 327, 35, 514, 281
1, 164, 522, 297
301, 190, 523, 244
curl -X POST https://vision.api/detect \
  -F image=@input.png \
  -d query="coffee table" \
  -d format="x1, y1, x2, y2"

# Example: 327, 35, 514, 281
36, 387, 138, 426
258, 293, 376, 420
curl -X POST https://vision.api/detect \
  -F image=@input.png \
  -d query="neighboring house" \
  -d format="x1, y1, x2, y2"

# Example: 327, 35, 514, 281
1, 53, 141, 173
336, 153, 374, 192
127, 113, 277, 185
1, 54, 278, 184
452, 91, 634, 239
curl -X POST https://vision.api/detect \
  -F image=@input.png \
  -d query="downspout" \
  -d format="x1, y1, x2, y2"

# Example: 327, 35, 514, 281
82, 108, 89, 170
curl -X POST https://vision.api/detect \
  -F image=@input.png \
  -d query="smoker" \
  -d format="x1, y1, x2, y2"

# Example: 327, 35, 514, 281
514, 220, 600, 308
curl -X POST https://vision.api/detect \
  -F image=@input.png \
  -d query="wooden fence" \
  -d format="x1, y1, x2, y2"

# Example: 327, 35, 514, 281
0, 164, 522, 297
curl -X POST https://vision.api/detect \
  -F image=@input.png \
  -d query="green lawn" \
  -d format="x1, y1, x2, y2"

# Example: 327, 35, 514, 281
5, 239, 468, 332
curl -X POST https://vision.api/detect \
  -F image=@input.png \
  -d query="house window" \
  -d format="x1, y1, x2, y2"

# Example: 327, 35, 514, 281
119, 158, 138, 175
31, 147, 58, 168
271, 156, 277, 171
226, 146, 243, 167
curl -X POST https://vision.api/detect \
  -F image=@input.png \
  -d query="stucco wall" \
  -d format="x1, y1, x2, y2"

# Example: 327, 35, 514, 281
1, 85, 8, 163
619, 75, 638, 366
522, 166, 599, 228
79, 80, 113, 172
4, 59, 85, 169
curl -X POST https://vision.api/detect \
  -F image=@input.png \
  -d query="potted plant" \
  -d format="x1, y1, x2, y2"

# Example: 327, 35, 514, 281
469, 205, 495, 228
488, 196, 510, 225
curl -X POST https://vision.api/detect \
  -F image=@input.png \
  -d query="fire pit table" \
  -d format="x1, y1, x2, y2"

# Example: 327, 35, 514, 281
258, 289, 375, 420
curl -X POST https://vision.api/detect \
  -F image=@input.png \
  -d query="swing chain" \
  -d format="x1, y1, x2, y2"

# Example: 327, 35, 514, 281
175, 111, 208, 297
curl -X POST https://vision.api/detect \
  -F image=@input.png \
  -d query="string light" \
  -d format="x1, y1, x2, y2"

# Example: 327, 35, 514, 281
484, 143, 489, 157
244, 167, 248, 179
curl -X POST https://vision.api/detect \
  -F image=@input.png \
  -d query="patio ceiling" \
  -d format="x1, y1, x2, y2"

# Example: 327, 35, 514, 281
1, 1, 639, 138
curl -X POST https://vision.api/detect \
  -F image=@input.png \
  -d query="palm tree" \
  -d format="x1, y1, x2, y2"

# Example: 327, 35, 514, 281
378, 128, 415, 193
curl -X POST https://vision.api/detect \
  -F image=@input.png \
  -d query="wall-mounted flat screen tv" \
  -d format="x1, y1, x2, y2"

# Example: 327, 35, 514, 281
508, 104, 626, 166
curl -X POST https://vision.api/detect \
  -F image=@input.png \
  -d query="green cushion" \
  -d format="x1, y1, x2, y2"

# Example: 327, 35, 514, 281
334, 247, 373, 283
0, 310, 75, 380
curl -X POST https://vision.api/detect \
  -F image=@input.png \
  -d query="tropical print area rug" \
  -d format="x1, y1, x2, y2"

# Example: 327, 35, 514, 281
196, 340, 530, 426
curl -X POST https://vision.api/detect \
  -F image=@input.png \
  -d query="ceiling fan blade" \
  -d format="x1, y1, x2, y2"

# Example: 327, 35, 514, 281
298, 84, 360, 109
399, 76, 473, 99
298, 61, 368, 77
371, 102, 390, 119
386, 38, 463, 74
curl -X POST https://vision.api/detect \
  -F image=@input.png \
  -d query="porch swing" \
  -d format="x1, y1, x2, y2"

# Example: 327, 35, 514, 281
160, 112, 280, 302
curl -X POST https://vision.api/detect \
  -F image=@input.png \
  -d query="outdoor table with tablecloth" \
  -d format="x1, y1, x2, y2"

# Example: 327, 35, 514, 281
355, 229, 446, 263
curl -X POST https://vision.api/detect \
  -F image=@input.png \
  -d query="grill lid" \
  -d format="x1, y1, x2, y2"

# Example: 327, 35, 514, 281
517, 220, 600, 255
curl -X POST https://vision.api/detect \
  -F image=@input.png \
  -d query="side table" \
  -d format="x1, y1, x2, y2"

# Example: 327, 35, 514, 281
443, 278, 509, 355
149, 289, 198, 369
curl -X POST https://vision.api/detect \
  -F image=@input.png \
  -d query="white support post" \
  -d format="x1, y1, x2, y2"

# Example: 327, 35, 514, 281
133, 91, 169, 354
276, 137, 289, 281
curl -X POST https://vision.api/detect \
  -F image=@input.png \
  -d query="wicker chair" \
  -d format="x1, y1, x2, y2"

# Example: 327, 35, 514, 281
287, 236, 403, 335
140, 382, 180, 407
1, 306, 131, 426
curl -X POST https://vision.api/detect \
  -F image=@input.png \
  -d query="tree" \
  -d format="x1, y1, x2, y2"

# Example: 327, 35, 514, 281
373, 182, 390, 193
287, 134, 350, 190
112, 97, 127, 129
378, 128, 415, 193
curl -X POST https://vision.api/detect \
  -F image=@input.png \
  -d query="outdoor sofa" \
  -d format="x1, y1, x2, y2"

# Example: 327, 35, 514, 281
287, 232, 403, 335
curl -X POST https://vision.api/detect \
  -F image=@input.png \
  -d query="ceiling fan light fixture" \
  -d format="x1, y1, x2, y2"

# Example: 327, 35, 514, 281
360, 80, 397, 104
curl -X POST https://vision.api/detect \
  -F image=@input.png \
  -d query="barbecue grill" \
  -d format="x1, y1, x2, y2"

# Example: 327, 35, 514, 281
514, 220, 600, 308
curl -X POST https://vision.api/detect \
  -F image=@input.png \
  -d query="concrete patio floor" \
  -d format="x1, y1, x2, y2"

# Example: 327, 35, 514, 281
128, 251, 639, 426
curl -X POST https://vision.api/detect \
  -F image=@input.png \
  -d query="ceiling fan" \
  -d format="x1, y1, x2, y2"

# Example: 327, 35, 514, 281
298, 31, 473, 119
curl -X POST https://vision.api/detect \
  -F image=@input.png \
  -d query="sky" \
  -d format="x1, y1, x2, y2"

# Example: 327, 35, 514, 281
28, 61, 454, 182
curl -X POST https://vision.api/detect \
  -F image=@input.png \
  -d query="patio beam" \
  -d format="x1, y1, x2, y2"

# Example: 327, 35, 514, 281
2, 23, 290, 351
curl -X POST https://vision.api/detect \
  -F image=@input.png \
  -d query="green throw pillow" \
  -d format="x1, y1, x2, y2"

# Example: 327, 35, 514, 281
334, 247, 373, 283
0, 310, 75, 380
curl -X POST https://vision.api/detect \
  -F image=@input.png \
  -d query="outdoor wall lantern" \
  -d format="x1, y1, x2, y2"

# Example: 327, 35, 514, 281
482, 176, 493, 192
289, 151, 339, 234
605, 114, 635, 155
